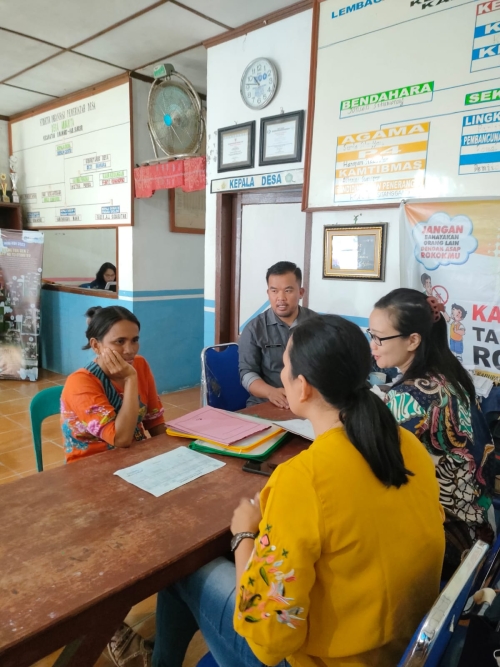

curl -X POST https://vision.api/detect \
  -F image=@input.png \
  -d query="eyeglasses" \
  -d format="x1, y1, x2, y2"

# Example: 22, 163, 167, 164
366, 329, 405, 347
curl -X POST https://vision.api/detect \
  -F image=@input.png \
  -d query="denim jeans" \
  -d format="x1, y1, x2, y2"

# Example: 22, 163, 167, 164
153, 556, 290, 667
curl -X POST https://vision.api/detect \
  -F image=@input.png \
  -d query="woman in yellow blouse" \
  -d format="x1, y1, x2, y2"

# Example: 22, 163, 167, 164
149, 315, 445, 667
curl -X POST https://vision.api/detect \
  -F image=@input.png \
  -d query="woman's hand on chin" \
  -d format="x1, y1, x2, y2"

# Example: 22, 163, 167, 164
99, 348, 137, 382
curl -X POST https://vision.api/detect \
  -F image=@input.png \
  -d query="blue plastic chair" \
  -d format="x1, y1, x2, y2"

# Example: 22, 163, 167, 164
29, 385, 63, 472
200, 343, 249, 412
397, 539, 489, 667
197, 653, 218, 667
473, 531, 500, 593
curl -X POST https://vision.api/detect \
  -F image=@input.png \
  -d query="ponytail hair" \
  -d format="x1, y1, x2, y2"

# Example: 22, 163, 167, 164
374, 288, 475, 403
289, 315, 413, 488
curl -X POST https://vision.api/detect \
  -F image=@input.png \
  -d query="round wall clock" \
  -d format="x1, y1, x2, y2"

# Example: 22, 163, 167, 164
240, 58, 278, 110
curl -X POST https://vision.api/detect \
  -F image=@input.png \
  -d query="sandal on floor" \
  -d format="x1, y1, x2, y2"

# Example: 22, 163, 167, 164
108, 622, 153, 667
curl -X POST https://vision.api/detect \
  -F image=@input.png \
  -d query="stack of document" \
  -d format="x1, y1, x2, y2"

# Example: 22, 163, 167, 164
165, 406, 287, 459
272, 418, 315, 441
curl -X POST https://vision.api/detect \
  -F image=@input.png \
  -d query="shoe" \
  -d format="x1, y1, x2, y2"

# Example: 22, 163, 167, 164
108, 622, 153, 667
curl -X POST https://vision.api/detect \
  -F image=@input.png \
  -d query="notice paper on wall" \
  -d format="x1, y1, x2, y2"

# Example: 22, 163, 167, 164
114, 447, 225, 497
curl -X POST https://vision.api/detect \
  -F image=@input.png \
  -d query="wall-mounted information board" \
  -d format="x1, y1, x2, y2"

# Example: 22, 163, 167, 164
11, 79, 132, 228
306, 0, 500, 208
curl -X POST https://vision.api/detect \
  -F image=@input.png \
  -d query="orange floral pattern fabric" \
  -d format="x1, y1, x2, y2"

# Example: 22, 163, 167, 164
61, 355, 164, 463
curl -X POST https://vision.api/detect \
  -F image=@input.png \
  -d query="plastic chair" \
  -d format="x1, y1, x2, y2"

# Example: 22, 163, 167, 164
473, 531, 500, 593
197, 653, 219, 667
397, 539, 490, 667
200, 343, 249, 412
29, 385, 63, 472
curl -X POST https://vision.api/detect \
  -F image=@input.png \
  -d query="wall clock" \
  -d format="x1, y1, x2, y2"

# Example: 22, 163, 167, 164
240, 58, 278, 110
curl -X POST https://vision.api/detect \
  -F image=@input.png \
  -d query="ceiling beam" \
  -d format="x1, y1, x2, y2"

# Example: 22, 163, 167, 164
204, 0, 313, 49
3, 83, 58, 98
0, 0, 223, 88
170, 1, 232, 30
69, 0, 171, 49
0, 26, 63, 50
9, 72, 130, 123
0, 51, 64, 85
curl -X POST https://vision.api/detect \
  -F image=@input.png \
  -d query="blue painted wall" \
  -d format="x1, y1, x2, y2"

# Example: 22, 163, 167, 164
204, 299, 215, 348
40, 290, 111, 373
40, 289, 204, 393
134, 297, 203, 393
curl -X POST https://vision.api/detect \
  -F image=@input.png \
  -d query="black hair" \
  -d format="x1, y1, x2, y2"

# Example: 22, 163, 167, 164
451, 303, 467, 319
83, 306, 140, 350
374, 288, 475, 403
92, 262, 116, 289
289, 314, 413, 488
420, 273, 431, 287
266, 261, 302, 285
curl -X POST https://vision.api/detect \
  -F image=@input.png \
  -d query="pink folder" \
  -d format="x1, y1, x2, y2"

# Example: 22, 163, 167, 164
165, 406, 270, 446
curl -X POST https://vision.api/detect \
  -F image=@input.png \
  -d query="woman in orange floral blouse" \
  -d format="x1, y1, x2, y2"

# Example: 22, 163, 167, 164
61, 305, 165, 463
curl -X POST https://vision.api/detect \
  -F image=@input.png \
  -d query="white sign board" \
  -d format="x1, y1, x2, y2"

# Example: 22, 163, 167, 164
211, 168, 303, 193
307, 0, 500, 208
11, 81, 132, 228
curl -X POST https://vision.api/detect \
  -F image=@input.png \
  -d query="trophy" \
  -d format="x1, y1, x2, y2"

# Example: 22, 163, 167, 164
9, 156, 19, 203
0, 174, 9, 203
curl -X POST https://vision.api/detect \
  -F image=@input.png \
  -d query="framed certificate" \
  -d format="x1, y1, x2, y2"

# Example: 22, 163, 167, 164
217, 121, 255, 172
323, 224, 387, 281
168, 188, 205, 235
259, 110, 304, 166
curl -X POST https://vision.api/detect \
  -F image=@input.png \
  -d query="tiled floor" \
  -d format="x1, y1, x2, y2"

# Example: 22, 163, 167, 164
0, 371, 207, 666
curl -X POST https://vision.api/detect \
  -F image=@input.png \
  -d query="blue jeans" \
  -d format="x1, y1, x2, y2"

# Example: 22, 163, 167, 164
153, 557, 290, 667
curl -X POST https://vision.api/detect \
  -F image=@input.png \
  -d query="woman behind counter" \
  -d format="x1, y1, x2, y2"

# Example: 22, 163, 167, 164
89, 262, 116, 290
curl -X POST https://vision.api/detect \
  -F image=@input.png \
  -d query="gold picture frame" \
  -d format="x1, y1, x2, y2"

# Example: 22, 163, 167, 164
323, 223, 387, 280
169, 188, 205, 235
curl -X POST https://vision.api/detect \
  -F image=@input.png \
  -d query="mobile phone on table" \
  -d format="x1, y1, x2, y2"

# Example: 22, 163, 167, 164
242, 460, 277, 477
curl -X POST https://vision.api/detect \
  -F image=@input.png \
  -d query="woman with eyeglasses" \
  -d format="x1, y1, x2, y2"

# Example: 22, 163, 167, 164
369, 288, 495, 574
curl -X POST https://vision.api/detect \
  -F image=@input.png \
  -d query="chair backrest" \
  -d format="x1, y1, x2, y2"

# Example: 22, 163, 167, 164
200, 343, 249, 412
398, 540, 489, 667
197, 653, 219, 667
29, 385, 64, 472
473, 531, 500, 593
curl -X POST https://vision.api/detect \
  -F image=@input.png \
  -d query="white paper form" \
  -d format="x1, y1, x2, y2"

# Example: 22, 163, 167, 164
114, 447, 225, 497
272, 418, 315, 441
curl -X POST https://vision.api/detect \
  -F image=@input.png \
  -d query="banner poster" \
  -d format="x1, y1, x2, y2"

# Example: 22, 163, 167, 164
0, 230, 44, 381
401, 199, 500, 381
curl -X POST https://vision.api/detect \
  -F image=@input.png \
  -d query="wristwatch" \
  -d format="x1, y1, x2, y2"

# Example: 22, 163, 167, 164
231, 531, 258, 552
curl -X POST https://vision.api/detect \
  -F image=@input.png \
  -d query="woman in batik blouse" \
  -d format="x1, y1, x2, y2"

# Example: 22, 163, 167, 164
369, 288, 495, 573
61, 305, 165, 463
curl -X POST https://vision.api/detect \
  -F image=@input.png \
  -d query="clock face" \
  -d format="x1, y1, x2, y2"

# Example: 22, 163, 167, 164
240, 58, 278, 110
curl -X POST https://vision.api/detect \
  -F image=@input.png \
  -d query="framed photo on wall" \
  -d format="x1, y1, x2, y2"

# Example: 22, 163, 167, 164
168, 188, 205, 235
259, 110, 304, 166
217, 121, 255, 172
323, 223, 387, 281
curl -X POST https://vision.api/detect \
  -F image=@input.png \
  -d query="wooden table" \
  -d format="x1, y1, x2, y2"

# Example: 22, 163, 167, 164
0, 403, 308, 667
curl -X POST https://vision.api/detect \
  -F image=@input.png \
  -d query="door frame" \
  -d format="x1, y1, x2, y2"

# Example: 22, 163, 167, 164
214, 185, 312, 343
